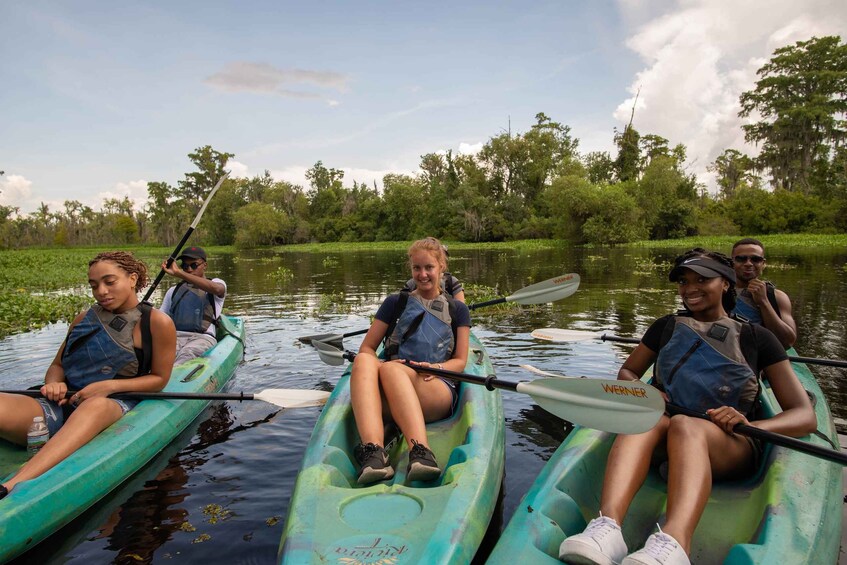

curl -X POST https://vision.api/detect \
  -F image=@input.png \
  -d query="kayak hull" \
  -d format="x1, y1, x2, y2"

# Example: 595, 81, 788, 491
0, 315, 245, 562
487, 349, 841, 565
279, 332, 505, 564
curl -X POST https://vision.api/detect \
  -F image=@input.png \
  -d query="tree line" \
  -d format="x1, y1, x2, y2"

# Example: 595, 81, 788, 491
1, 35, 844, 249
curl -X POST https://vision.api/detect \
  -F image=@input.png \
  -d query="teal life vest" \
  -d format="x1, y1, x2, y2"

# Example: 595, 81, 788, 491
384, 291, 456, 364
731, 281, 780, 326
654, 315, 759, 417
62, 303, 153, 389
169, 281, 218, 333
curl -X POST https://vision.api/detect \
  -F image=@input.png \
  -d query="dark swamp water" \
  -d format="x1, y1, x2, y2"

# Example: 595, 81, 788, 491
2, 244, 846, 564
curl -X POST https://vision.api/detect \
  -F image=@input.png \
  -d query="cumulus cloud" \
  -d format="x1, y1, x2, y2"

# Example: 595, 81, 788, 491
204, 62, 349, 105
458, 142, 484, 156
614, 0, 847, 191
0, 174, 33, 209
227, 160, 250, 178
97, 179, 148, 210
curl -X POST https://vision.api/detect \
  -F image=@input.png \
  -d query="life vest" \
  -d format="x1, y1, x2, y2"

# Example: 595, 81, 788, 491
169, 281, 218, 333
654, 315, 759, 416
731, 281, 781, 325
384, 291, 456, 363
62, 303, 153, 389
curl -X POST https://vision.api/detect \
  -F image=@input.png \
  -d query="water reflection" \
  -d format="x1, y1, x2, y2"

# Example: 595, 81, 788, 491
2, 244, 845, 563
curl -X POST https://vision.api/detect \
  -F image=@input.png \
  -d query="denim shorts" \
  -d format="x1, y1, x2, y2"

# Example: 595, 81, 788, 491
437, 378, 460, 417
35, 396, 138, 437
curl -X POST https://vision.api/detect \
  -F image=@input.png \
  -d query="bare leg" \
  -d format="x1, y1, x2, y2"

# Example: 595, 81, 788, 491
0, 393, 46, 446
378, 362, 452, 448
350, 354, 385, 446
3, 397, 123, 491
661, 415, 753, 552
599, 415, 670, 524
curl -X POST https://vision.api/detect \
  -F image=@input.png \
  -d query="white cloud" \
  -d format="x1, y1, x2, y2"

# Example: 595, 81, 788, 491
204, 62, 349, 104
614, 0, 847, 192
458, 142, 483, 156
0, 175, 34, 209
227, 160, 250, 178
96, 179, 148, 210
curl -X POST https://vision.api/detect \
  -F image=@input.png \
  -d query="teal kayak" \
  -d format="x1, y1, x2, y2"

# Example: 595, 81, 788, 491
487, 349, 842, 564
278, 332, 505, 564
0, 315, 245, 562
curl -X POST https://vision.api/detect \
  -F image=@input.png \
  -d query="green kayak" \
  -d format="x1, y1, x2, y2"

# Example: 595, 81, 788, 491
278, 332, 505, 564
0, 315, 245, 562
487, 349, 842, 564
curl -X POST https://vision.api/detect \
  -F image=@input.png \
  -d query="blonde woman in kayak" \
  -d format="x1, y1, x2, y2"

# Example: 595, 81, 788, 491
0, 251, 176, 500
559, 249, 816, 565
350, 237, 471, 484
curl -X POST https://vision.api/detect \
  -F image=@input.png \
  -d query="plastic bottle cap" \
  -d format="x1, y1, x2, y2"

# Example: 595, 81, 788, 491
33, 416, 44, 423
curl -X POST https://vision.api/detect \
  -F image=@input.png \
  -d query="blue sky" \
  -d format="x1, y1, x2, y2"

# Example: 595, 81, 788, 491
1, 1, 845, 214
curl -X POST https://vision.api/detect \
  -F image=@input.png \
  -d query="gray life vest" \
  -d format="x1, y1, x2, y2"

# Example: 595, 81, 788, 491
731, 281, 781, 326
384, 292, 455, 364
655, 315, 759, 417
169, 281, 218, 333
62, 303, 152, 389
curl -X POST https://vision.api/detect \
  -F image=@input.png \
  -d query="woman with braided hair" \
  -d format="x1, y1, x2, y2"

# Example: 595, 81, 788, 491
0, 251, 176, 500
559, 248, 815, 565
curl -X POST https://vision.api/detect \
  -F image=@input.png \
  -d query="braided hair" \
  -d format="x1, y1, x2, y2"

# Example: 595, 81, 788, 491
89, 251, 150, 292
672, 248, 737, 312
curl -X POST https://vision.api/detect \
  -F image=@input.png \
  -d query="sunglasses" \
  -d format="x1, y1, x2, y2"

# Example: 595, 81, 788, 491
733, 255, 765, 264
181, 261, 203, 270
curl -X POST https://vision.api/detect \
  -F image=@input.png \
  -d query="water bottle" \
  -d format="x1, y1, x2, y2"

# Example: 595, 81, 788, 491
27, 416, 49, 457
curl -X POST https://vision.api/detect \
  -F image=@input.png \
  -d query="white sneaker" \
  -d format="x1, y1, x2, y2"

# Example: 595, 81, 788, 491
622, 531, 690, 565
559, 515, 628, 565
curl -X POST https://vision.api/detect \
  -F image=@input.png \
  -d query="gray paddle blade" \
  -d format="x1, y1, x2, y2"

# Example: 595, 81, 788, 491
510, 274, 580, 305
312, 340, 347, 366
516, 377, 664, 434
298, 332, 343, 346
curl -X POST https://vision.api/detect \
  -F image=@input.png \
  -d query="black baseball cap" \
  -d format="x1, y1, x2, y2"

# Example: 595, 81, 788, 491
178, 246, 207, 261
668, 256, 736, 284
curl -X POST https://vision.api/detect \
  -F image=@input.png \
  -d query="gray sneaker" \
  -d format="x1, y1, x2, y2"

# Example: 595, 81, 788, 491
355, 443, 394, 485
559, 514, 628, 565
406, 439, 441, 482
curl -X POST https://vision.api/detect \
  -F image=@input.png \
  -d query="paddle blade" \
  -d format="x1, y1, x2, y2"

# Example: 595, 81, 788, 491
298, 332, 344, 348
254, 389, 330, 408
530, 328, 605, 342
312, 340, 348, 366
508, 273, 580, 305
515, 377, 664, 434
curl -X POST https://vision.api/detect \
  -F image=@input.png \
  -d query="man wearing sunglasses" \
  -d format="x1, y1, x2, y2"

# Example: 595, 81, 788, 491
160, 246, 227, 364
731, 238, 796, 348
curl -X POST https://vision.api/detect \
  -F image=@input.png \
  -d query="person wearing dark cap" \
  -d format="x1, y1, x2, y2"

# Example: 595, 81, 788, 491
559, 248, 814, 565
160, 246, 227, 365
730, 238, 796, 348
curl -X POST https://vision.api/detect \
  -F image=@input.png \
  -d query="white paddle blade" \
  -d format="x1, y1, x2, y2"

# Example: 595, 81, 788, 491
516, 377, 664, 434
510, 274, 580, 305
519, 364, 560, 378
530, 328, 606, 342
254, 388, 330, 408
312, 340, 347, 366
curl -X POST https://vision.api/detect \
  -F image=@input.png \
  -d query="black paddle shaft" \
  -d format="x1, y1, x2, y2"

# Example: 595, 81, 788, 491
341, 351, 517, 392
1, 389, 257, 402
